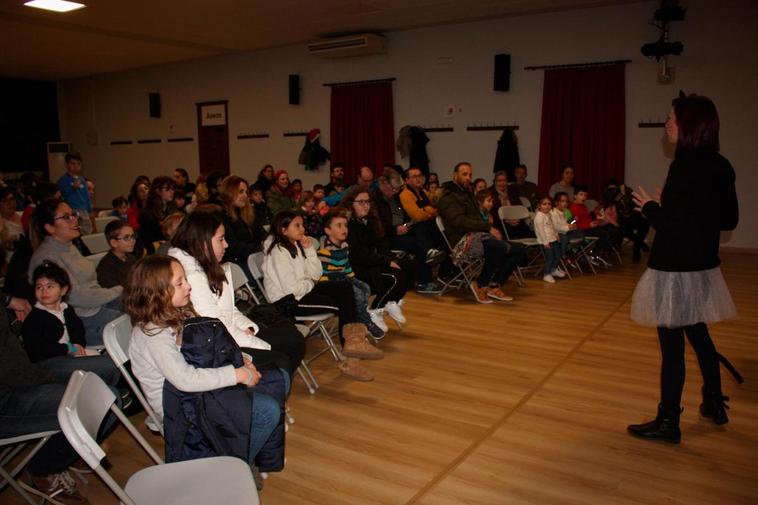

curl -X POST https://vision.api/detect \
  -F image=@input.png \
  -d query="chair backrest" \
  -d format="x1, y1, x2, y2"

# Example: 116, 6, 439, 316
498, 204, 530, 221
585, 199, 599, 212
85, 251, 107, 266
246, 252, 271, 303
519, 196, 533, 210
435, 216, 455, 251
308, 236, 320, 250
95, 216, 118, 231
97, 210, 114, 218
103, 314, 164, 435
226, 262, 249, 292
80, 233, 109, 254
58, 371, 163, 505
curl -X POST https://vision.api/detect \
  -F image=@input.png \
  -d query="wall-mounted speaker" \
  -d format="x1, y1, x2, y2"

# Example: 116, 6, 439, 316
289, 74, 300, 105
494, 54, 511, 92
148, 92, 161, 118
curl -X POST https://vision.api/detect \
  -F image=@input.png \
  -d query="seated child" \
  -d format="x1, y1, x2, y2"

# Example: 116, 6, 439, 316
22, 261, 120, 383
476, 189, 495, 226
97, 220, 138, 288
125, 254, 281, 468
298, 191, 323, 238
250, 185, 273, 228
533, 196, 567, 283
552, 191, 584, 253
317, 209, 385, 339
156, 212, 185, 255
111, 196, 129, 222
569, 185, 620, 257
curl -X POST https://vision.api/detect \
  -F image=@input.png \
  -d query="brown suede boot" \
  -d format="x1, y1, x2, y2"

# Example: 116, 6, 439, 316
338, 358, 374, 381
341, 323, 384, 360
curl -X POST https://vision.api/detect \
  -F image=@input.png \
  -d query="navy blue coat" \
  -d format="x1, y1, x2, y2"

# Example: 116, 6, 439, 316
163, 317, 286, 471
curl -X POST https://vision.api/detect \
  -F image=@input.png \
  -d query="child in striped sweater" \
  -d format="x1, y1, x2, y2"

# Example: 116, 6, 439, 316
317, 209, 385, 340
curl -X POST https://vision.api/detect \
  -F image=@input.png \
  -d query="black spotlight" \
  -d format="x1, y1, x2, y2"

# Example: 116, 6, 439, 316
641, 39, 684, 59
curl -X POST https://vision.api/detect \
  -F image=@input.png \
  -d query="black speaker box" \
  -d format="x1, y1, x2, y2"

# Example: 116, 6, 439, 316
289, 74, 300, 105
148, 92, 161, 118
494, 54, 511, 92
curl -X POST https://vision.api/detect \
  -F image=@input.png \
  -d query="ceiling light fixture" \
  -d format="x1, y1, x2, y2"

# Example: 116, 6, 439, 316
24, 0, 86, 13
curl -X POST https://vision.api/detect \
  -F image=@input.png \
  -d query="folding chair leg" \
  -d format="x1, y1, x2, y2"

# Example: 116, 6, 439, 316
317, 322, 342, 362
559, 259, 572, 280
296, 365, 318, 394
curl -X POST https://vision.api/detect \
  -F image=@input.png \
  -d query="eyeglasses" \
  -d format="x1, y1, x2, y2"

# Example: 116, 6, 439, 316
409, 174, 425, 180
353, 199, 370, 206
53, 211, 79, 222
116, 234, 136, 241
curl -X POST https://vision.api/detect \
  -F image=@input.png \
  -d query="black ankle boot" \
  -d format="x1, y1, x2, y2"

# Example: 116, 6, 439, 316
627, 404, 681, 443
700, 386, 730, 425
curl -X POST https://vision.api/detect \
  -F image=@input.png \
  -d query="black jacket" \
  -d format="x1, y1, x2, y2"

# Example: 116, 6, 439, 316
347, 218, 391, 293
221, 210, 264, 267
644, 149, 738, 272
22, 306, 86, 363
371, 188, 406, 240
163, 317, 286, 471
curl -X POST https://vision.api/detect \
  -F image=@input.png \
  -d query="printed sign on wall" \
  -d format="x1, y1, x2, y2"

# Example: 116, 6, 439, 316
201, 104, 227, 126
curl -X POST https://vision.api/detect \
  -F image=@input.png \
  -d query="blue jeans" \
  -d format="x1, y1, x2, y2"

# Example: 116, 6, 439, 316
248, 392, 280, 461
543, 241, 562, 276
80, 305, 122, 346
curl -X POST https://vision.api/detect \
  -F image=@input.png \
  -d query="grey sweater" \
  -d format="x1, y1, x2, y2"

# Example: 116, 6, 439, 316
29, 236, 122, 317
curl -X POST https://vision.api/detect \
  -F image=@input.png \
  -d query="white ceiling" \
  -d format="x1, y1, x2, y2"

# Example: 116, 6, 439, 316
0, 0, 643, 80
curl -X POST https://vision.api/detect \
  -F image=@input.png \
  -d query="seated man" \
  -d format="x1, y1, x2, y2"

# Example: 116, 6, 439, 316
511, 164, 539, 210
323, 164, 345, 196
398, 167, 446, 262
437, 163, 526, 304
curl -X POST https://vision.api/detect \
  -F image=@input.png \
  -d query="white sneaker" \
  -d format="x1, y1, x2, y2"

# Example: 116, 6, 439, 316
397, 298, 405, 308
543, 274, 556, 284
384, 301, 407, 324
552, 268, 566, 278
368, 308, 389, 332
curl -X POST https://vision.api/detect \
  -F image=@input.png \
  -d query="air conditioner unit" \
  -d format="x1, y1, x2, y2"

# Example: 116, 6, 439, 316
307, 34, 386, 58
47, 142, 71, 182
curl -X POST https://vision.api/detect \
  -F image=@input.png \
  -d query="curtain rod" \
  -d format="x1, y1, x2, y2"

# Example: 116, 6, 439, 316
524, 59, 631, 71
323, 78, 396, 87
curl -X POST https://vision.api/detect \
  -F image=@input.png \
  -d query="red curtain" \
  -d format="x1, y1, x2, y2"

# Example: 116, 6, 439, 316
537, 64, 626, 200
330, 82, 395, 183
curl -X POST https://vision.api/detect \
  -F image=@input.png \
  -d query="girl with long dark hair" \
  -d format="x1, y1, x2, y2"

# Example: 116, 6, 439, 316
627, 94, 740, 443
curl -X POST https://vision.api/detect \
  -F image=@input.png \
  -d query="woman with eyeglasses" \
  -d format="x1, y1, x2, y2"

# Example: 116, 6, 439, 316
340, 188, 413, 329
28, 199, 123, 346
96, 220, 138, 289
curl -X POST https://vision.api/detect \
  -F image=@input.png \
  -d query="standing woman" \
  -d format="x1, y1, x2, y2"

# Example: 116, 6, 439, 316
627, 94, 740, 444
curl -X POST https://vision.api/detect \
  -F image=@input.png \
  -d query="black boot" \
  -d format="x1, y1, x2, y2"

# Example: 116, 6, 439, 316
627, 404, 681, 443
700, 386, 730, 425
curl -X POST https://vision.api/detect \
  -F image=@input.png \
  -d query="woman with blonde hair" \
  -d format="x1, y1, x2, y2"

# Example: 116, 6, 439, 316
219, 175, 266, 277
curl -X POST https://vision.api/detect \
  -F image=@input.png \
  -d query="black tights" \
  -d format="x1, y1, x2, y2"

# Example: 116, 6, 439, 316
658, 322, 721, 410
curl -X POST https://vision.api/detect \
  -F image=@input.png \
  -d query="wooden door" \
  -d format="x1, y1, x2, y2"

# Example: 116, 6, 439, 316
196, 100, 230, 176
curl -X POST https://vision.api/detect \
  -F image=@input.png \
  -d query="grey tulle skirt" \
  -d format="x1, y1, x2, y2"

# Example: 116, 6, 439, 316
630, 267, 737, 328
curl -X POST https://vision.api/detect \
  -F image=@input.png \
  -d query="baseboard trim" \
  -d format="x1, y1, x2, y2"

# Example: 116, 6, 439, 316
721, 246, 758, 255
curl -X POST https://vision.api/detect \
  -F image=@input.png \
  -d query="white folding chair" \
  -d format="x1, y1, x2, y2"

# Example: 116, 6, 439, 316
434, 216, 483, 298
248, 252, 340, 394
97, 210, 113, 218
585, 199, 599, 212
103, 314, 163, 436
80, 233, 109, 254
519, 196, 533, 211
1, 431, 60, 505
94, 216, 118, 232
226, 262, 257, 303
498, 205, 543, 284
85, 251, 107, 266
58, 370, 259, 505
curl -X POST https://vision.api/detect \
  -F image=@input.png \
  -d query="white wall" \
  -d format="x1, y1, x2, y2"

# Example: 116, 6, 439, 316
58, 0, 758, 248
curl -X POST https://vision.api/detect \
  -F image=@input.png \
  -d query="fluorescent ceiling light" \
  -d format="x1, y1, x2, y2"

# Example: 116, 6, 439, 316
24, 0, 86, 13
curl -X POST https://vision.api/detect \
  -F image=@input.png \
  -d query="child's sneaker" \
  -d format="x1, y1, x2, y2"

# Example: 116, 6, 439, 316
552, 268, 566, 278
368, 308, 388, 333
366, 321, 385, 340
543, 274, 556, 283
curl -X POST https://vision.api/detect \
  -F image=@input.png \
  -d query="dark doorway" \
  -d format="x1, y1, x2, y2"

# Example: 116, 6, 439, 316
196, 100, 230, 176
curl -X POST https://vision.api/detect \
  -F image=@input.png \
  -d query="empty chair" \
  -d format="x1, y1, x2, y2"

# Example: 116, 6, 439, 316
80, 233, 109, 254
58, 370, 260, 505
103, 314, 163, 435
95, 215, 118, 232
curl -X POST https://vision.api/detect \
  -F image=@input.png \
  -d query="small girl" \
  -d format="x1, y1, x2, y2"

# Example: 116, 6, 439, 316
262, 211, 382, 381
552, 191, 584, 254
125, 254, 280, 467
298, 190, 323, 238
476, 190, 495, 225
21, 261, 121, 385
534, 196, 567, 283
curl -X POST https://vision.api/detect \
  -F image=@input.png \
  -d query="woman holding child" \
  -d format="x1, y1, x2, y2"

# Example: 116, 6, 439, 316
627, 93, 740, 443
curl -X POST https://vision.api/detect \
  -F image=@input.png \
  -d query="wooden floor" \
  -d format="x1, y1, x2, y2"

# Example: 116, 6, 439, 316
4, 251, 757, 505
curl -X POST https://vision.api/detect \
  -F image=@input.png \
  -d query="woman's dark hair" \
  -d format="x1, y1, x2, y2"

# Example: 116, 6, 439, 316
142, 176, 175, 222
32, 260, 71, 291
266, 210, 305, 258
339, 187, 384, 238
171, 211, 227, 296
34, 198, 66, 237
174, 168, 189, 182
672, 93, 720, 157
128, 180, 149, 208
